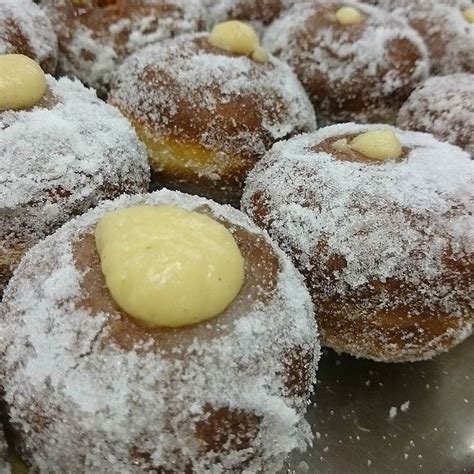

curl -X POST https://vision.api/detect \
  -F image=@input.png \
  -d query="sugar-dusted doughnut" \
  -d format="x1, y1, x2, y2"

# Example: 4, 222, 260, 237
242, 124, 473, 362
263, 0, 429, 123
109, 24, 316, 206
377, 0, 474, 74
0, 55, 149, 294
398, 73, 474, 155
41, 0, 205, 95
0, 189, 319, 471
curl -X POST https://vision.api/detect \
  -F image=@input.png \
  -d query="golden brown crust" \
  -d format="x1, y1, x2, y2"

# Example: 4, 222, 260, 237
0, 242, 27, 297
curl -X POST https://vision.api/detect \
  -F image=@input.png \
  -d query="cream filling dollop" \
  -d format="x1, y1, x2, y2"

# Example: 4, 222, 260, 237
335, 6, 364, 26
350, 129, 403, 161
0, 54, 46, 111
95, 205, 245, 328
208, 20, 269, 63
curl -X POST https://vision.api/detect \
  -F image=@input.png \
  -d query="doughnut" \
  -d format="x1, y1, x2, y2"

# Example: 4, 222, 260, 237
0, 0, 57, 73
109, 24, 316, 206
203, 0, 296, 30
0, 55, 150, 294
398, 74, 474, 156
41, 0, 205, 95
377, 0, 474, 74
242, 123, 474, 362
0, 189, 319, 472
263, 0, 429, 123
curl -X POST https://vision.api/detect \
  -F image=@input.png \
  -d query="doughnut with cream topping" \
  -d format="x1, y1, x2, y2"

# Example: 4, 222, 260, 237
109, 25, 316, 206
377, 0, 474, 74
263, 0, 429, 123
0, 55, 150, 294
242, 124, 474, 362
0, 189, 319, 472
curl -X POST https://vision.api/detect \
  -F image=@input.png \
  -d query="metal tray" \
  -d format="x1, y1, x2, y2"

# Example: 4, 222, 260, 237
285, 338, 474, 473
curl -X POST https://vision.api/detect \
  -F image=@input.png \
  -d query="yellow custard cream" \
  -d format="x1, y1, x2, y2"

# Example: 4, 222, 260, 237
335, 6, 364, 26
350, 129, 402, 160
95, 205, 245, 327
208, 20, 269, 63
0, 54, 46, 110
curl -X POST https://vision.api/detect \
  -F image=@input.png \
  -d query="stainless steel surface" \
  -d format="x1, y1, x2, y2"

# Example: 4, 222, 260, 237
287, 337, 474, 473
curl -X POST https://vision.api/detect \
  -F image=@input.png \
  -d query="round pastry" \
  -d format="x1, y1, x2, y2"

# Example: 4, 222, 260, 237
0, 54, 150, 294
41, 0, 205, 95
263, 0, 429, 123
397, 73, 474, 156
109, 23, 316, 206
377, 0, 474, 75
0, 0, 57, 73
203, 0, 296, 30
242, 124, 474, 362
0, 189, 319, 472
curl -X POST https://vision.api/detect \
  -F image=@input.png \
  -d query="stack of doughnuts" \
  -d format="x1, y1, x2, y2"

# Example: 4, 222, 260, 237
0, 0, 473, 471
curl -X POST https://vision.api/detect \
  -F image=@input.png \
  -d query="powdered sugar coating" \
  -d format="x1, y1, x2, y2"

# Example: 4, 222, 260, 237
0, 189, 319, 472
377, 0, 474, 74
41, 0, 205, 95
0, 0, 57, 73
203, 0, 297, 31
397, 74, 474, 155
1, 75, 149, 288
111, 33, 316, 161
263, 0, 429, 123
242, 124, 474, 361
